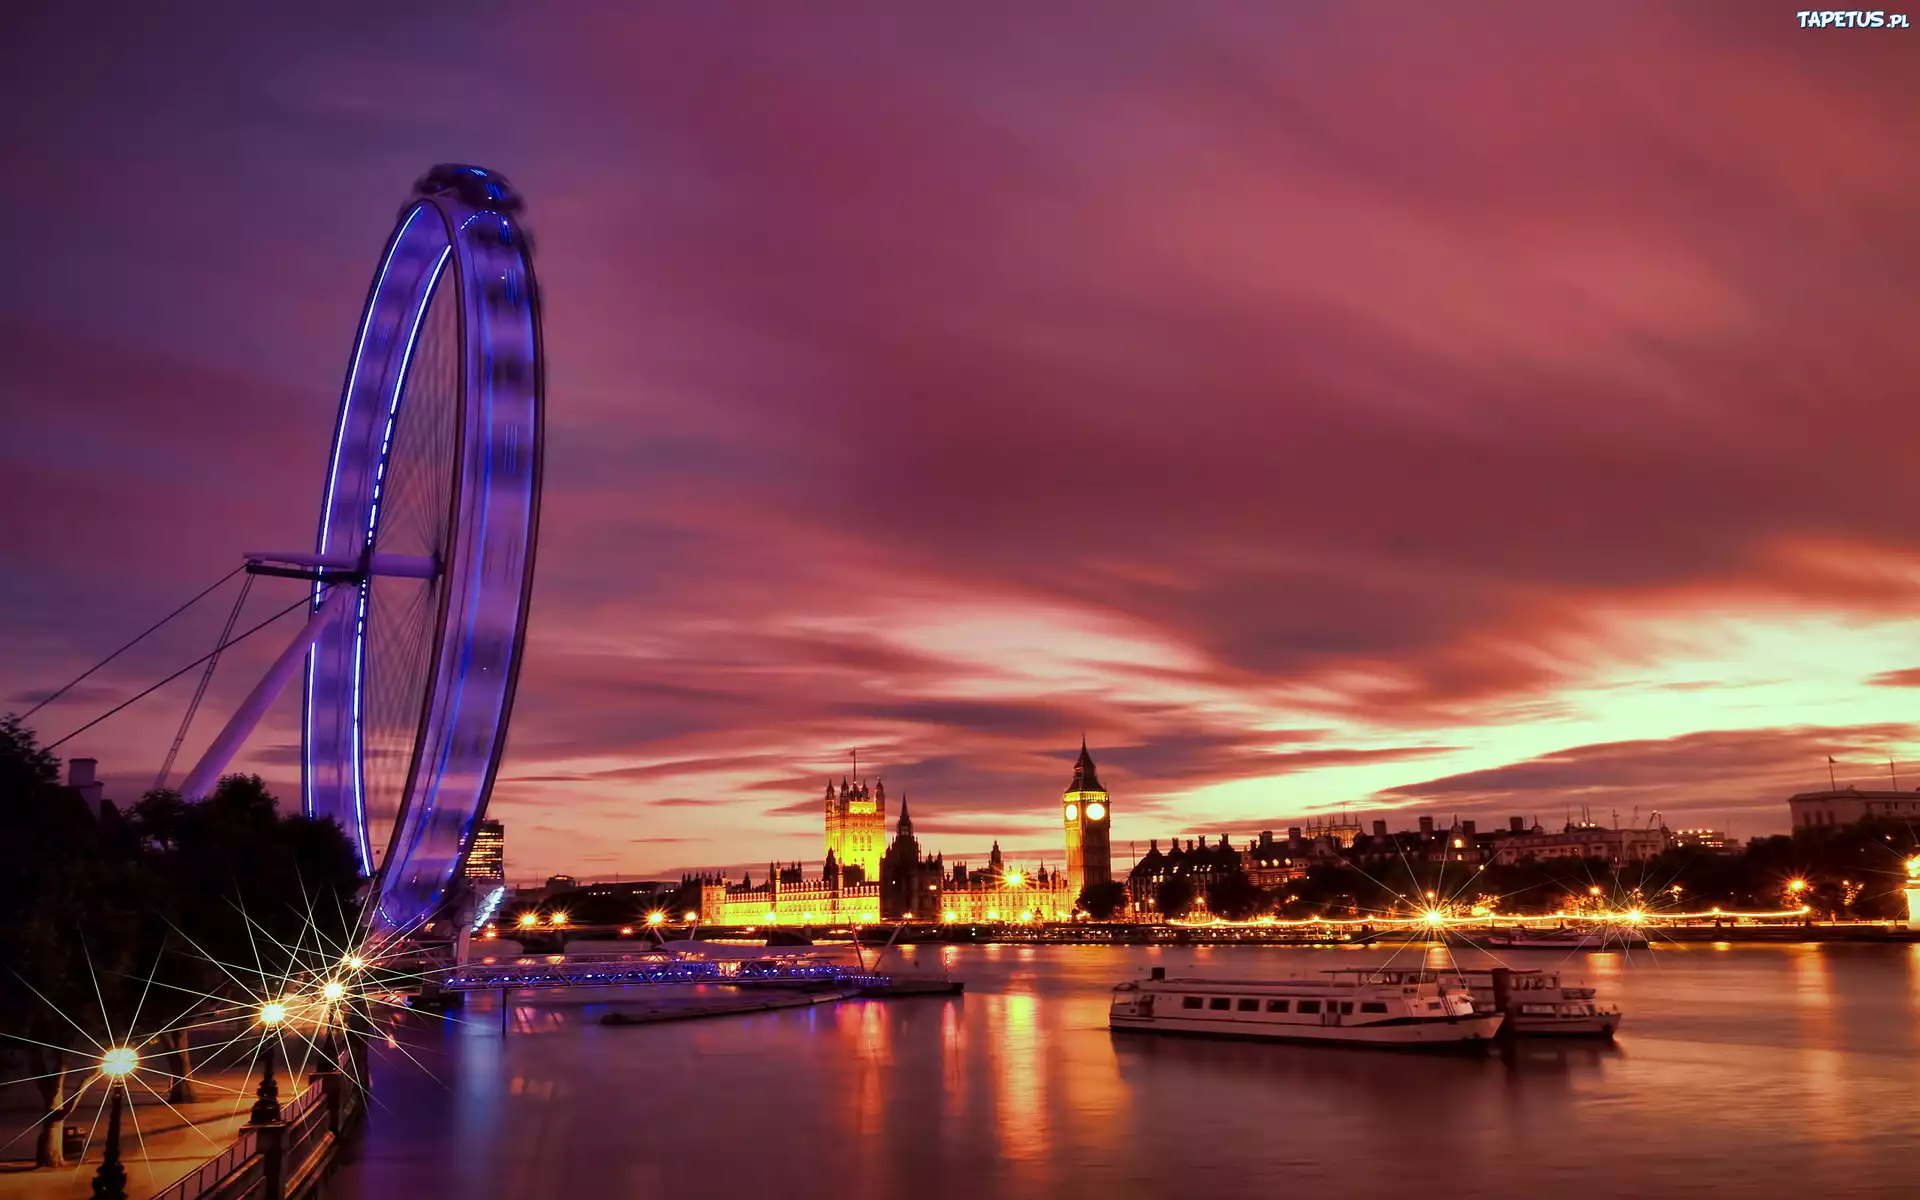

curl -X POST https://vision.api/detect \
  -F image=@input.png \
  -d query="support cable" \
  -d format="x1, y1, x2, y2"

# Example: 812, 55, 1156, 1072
19, 564, 246, 721
46, 588, 330, 754
155, 573, 257, 790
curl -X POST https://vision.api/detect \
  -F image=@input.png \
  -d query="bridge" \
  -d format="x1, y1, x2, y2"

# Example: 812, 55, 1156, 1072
442, 951, 893, 993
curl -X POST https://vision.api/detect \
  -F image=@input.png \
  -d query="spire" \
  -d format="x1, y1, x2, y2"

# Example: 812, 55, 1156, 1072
898, 794, 913, 834
1067, 738, 1105, 794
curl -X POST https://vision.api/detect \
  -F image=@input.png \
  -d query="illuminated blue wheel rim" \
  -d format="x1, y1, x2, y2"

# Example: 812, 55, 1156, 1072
304, 165, 542, 934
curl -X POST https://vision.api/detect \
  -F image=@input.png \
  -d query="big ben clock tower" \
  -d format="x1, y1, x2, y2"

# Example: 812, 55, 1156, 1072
1063, 738, 1112, 901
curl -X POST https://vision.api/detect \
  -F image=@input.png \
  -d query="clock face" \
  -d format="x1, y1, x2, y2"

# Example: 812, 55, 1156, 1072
1086, 802, 1107, 821
1064, 803, 1079, 821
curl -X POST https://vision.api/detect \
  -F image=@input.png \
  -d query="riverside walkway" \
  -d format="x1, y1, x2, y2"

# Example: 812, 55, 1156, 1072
0, 1066, 258, 1200
0, 1050, 363, 1200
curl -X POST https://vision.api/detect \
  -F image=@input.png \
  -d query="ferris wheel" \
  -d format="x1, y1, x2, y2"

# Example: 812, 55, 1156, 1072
178, 164, 543, 934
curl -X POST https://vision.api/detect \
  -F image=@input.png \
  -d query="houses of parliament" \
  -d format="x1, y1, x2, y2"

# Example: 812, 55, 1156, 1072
695, 741, 1114, 925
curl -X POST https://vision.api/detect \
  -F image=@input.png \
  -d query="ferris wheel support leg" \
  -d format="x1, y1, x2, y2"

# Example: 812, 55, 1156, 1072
179, 585, 355, 800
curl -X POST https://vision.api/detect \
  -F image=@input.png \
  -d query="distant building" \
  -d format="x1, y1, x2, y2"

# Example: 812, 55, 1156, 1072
1062, 740, 1113, 899
1489, 823, 1668, 866
1127, 835, 1243, 911
824, 777, 887, 880
1296, 815, 1363, 848
544, 874, 578, 892
579, 880, 667, 902
464, 819, 505, 881
1788, 788, 1920, 829
695, 862, 880, 926
1672, 828, 1732, 851
67, 758, 105, 818
697, 743, 1102, 924
879, 798, 943, 921
1243, 831, 1313, 888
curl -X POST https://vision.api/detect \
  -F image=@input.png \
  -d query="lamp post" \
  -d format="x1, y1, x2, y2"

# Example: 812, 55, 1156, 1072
251, 1032, 281, 1125
89, 1047, 137, 1200
249, 1013, 287, 1200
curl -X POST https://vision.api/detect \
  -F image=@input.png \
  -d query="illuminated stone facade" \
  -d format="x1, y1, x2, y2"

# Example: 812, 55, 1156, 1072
824, 777, 887, 879
1062, 739, 1111, 899
697, 865, 884, 926
699, 744, 1112, 924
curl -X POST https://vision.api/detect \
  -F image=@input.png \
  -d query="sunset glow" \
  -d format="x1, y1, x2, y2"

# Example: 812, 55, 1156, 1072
2, 6, 1914, 884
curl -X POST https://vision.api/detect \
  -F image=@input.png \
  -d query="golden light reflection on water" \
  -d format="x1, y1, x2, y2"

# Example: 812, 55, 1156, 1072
331, 944, 1920, 1200
1789, 945, 1833, 1005
1051, 991, 1129, 1139
832, 999, 891, 1140
940, 998, 967, 1123
1785, 948, 1846, 1133
988, 991, 1047, 1163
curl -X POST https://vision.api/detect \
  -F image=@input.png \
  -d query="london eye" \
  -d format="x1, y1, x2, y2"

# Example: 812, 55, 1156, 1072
173, 164, 544, 935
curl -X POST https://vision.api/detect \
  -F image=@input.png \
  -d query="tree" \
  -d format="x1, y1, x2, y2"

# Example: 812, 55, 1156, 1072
1203, 871, 1265, 921
0, 721, 361, 1163
0, 716, 148, 1166
1077, 881, 1129, 920
1154, 875, 1197, 919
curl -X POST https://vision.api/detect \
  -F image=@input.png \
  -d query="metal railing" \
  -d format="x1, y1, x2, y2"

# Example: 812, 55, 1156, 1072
149, 1114, 267, 1200
146, 1069, 359, 1200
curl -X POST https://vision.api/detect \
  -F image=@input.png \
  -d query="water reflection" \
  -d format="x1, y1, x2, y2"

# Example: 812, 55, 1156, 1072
329, 944, 1920, 1200
990, 992, 1045, 1164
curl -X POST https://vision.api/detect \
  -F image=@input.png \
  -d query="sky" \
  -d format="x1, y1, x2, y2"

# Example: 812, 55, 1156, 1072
3, 2, 1918, 885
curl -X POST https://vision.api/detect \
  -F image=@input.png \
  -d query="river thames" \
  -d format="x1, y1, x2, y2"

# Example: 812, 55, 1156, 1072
329, 942, 1920, 1199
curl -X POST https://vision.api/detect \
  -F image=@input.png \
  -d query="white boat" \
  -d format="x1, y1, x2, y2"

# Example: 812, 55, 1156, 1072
1108, 967, 1504, 1048
1484, 925, 1648, 950
1469, 969, 1620, 1037
1326, 967, 1621, 1038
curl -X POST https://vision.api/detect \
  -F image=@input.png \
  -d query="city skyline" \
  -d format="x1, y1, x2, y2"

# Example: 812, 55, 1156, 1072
4, 3, 1919, 882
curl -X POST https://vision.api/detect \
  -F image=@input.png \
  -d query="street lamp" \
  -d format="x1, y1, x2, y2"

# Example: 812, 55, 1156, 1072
90, 1048, 138, 1200
99, 1047, 138, 1079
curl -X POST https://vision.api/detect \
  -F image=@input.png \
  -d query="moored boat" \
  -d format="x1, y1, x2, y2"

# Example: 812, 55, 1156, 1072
1325, 966, 1622, 1038
1108, 967, 1503, 1048
1468, 968, 1620, 1037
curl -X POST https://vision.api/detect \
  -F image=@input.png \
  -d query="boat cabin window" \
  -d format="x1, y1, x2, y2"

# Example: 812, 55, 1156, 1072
1265, 999, 1289, 1013
1208, 997, 1231, 1011
1339, 1002, 1354, 1015
1182, 996, 1203, 1010
1236, 998, 1259, 1012
1361, 1002, 1388, 1013
1296, 1000, 1322, 1014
